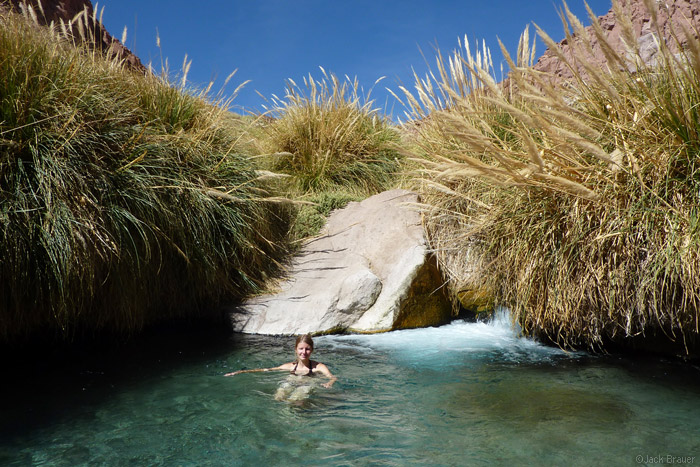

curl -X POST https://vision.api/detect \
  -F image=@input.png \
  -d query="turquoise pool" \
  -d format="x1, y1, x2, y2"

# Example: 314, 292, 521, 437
2, 313, 699, 466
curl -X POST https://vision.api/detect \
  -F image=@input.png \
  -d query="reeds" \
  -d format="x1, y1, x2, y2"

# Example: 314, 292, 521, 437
404, 0, 700, 354
253, 69, 405, 241
0, 9, 291, 343
261, 69, 403, 194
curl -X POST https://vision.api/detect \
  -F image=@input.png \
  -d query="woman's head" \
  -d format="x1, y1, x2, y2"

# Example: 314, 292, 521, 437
295, 334, 314, 361
295, 334, 314, 350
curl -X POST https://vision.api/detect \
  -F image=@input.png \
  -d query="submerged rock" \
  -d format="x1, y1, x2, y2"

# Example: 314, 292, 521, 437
230, 189, 452, 335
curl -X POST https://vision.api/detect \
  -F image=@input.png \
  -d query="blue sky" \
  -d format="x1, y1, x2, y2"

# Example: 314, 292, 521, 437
100, 1, 612, 118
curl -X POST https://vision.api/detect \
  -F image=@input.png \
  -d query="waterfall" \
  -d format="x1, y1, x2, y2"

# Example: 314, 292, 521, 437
318, 307, 575, 367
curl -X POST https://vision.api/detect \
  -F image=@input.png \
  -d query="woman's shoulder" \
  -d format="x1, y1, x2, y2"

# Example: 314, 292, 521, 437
277, 362, 296, 371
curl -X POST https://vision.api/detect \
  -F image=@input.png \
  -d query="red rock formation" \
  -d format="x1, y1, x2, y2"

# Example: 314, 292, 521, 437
2, 0, 146, 73
532, 0, 700, 79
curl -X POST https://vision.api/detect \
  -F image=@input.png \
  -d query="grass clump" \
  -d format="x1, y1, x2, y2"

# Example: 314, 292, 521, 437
260, 69, 403, 196
405, 0, 700, 355
252, 69, 406, 243
289, 189, 364, 240
0, 10, 291, 344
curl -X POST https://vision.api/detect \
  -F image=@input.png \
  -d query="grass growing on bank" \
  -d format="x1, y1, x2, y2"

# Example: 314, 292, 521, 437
404, 0, 700, 354
256, 70, 405, 239
262, 70, 402, 193
0, 9, 292, 344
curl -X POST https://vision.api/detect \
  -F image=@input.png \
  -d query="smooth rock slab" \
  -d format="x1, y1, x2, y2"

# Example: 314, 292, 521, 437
230, 189, 452, 335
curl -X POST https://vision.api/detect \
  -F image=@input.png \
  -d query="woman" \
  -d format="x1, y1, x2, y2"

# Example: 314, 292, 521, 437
225, 334, 337, 399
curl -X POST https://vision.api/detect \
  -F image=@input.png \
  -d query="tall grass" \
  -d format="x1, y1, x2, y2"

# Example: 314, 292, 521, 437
0, 9, 291, 344
260, 69, 403, 194
253, 69, 406, 241
404, 0, 700, 354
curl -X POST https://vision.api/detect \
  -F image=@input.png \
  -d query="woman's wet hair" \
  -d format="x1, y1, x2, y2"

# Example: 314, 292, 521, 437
295, 334, 314, 350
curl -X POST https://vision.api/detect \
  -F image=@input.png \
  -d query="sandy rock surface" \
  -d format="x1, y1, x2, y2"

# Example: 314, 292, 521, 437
230, 189, 452, 335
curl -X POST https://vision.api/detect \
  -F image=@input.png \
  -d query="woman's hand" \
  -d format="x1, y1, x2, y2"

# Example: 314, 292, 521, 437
315, 363, 336, 388
322, 376, 337, 388
224, 370, 242, 377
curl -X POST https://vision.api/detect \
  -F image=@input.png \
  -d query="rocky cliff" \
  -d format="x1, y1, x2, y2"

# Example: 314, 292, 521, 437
2, 0, 146, 72
533, 0, 700, 79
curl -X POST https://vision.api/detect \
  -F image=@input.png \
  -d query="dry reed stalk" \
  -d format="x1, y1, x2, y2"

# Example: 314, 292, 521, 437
404, 0, 700, 354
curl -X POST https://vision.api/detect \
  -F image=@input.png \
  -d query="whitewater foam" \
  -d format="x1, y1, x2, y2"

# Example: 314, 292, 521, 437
318, 309, 578, 367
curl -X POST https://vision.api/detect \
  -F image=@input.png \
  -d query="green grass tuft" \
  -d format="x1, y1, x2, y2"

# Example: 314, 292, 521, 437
289, 189, 364, 240
259, 70, 403, 195
0, 10, 292, 344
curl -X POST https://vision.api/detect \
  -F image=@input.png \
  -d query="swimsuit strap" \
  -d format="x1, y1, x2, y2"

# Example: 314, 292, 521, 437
290, 361, 313, 376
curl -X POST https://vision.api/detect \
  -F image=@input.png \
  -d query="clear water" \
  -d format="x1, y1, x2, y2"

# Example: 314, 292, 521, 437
2, 313, 699, 466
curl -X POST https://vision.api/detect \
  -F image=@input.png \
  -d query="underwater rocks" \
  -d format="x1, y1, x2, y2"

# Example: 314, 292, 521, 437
230, 189, 452, 335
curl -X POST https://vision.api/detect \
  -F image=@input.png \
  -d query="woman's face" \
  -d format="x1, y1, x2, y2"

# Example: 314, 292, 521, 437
296, 342, 313, 361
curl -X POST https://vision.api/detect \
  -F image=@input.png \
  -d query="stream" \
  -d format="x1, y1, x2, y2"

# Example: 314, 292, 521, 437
1, 312, 699, 466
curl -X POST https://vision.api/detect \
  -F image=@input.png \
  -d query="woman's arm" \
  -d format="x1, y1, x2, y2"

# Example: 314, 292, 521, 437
315, 363, 337, 388
224, 363, 292, 377
223, 368, 270, 376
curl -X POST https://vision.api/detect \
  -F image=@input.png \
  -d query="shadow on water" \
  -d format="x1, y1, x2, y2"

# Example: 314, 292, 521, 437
0, 323, 243, 440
